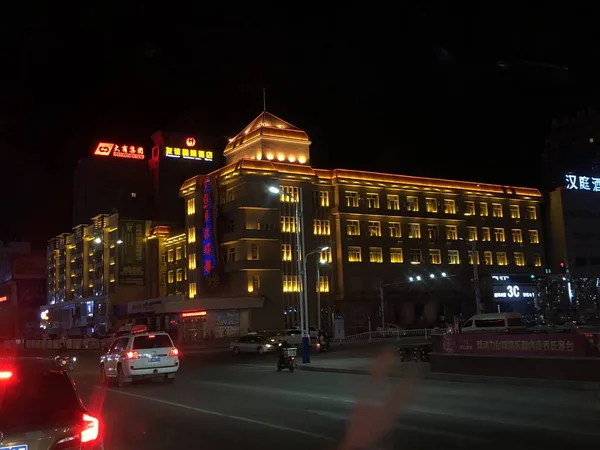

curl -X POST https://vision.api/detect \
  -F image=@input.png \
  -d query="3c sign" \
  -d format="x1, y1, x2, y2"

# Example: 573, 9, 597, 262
186, 137, 196, 147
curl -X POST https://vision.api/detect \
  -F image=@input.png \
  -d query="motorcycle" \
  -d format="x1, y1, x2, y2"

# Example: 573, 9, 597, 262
54, 354, 77, 372
316, 338, 329, 352
277, 346, 297, 372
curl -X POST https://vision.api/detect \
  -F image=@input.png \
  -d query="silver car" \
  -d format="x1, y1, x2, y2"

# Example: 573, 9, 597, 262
230, 334, 276, 354
0, 357, 103, 449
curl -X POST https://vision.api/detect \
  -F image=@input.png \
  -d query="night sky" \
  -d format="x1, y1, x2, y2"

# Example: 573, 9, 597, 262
2, 3, 599, 247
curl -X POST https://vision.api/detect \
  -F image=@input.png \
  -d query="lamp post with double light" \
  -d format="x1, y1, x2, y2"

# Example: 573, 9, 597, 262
306, 246, 330, 332
268, 185, 312, 363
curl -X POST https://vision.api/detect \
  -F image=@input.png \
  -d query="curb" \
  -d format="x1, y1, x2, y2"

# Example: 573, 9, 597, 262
298, 365, 600, 390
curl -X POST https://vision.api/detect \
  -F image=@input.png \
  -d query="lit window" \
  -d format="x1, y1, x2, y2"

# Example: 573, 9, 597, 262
387, 195, 400, 210
529, 230, 540, 244
512, 229, 523, 243
368, 221, 381, 237
345, 191, 359, 207
168, 249, 174, 262
468, 250, 479, 265
494, 228, 505, 242
313, 219, 331, 236
483, 251, 493, 266
444, 199, 456, 214
176, 269, 183, 282
346, 220, 360, 236
533, 253, 542, 267
348, 246, 362, 262
510, 205, 520, 219
187, 198, 195, 215
448, 250, 460, 265
176, 247, 182, 261
480, 202, 489, 217
427, 225, 439, 241
464, 201, 475, 216
390, 248, 403, 263
526, 206, 537, 220
281, 216, 298, 233
514, 252, 525, 266
446, 225, 458, 241
406, 196, 419, 212
248, 274, 260, 293
492, 203, 503, 218
425, 198, 437, 213
369, 247, 383, 263
409, 249, 422, 264
168, 271, 174, 284
366, 193, 379, 208
131, 192, 137, 198
389, 222, 401, 238
188, 253, 196, 270
497, 252, 508, 266
188, 227, 196, 244
467, 226, 477, 241
318, 191, 330, 207
319, 247, 332, 263
317, 276, 329, 293
250, 244, 259, 260
481, 227, 491, 242
282, 244, 292, 261
429, 249, 442, 265
408, 223, 421, 239
189, 282, 197, 299
282, 275, 301, 292
280, 185, 299, 203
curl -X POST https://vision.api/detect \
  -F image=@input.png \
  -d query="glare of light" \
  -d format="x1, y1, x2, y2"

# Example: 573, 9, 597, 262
116, 239, 123, 244
320, 246, 330, 251
319, 260, 328, 265
268, 186, 280, 194
416, 276, 421, 281
94, 237, 102, 244
408, 277, 414, 282
430, 274, 435, 279
441, 272, 447, 277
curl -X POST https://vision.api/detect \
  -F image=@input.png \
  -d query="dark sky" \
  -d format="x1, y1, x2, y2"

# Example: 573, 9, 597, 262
1, 3, 599, 246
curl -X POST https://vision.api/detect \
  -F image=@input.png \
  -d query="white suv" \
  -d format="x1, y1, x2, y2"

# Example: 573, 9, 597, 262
100, 326, 179, 386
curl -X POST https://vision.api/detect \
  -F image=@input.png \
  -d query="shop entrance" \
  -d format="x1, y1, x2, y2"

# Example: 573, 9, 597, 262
180, 311, 206, 342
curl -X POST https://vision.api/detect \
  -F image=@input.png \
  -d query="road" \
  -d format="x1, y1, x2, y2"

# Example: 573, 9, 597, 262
68, 351, 600, 450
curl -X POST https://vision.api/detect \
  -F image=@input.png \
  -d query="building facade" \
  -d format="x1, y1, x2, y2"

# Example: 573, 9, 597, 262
179, 112, 546, 333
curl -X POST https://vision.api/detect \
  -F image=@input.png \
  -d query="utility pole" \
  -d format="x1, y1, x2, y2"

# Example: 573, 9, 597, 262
472, 240, 482, 314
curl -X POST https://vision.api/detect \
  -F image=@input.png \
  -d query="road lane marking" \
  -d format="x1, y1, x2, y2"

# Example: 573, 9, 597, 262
192, 380, 356, 404
98, 387, 337, 442
306, 409, 489, 444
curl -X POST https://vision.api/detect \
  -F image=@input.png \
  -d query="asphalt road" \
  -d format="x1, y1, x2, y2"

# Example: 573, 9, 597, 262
67, 351, 600, 450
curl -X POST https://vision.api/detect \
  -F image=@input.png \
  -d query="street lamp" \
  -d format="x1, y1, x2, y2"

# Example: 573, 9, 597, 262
460, 238, 482, 315
306, 245, 330, 332
93, 237, 123, 333
268, 185, 311, 363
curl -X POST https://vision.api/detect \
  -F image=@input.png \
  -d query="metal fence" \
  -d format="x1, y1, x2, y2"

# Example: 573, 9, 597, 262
337, 328, 446, 344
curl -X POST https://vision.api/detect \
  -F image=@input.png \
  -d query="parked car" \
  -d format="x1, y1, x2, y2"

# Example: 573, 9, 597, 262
230, 334, 276, 354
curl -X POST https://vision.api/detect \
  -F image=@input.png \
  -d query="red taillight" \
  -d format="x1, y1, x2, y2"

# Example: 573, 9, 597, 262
54, 413, 100, 449
169, 348, 179, 356
290, 357, 295, 360
0, 371, 12, 380
126, 351, 139, 360
81, 413, 100, 443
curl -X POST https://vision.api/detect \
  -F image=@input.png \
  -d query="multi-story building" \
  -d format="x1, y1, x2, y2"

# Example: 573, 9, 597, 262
179, 111, 545, 334
44, 213, 152, 336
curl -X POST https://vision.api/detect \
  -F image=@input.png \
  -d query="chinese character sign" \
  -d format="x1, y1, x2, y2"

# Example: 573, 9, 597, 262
202, 177, 217, 276
435, 333, 588, 357
165, 146, 213, 162
565, 174, 600, 192
93, 142, 145, 160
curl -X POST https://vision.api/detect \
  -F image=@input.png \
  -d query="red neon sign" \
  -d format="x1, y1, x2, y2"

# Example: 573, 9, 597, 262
186, 137, 196, 147
93, 142, 145, 160
0, 296, 7, 303
181, 311, 207, 318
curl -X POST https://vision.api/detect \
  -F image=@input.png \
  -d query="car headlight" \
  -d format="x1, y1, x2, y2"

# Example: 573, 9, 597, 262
265, 344, 272, 348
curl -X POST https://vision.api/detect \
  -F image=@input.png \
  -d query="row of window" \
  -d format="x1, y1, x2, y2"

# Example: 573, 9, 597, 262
282, 274, 330, 293
346, 246, 542, 267
344, 220, 541, 244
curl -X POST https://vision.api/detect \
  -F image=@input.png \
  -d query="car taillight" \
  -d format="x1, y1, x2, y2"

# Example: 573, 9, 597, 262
126, 351, 139, 359
0, 371, 12, 380
169, 348, 179, 356
53, 413, 100, 449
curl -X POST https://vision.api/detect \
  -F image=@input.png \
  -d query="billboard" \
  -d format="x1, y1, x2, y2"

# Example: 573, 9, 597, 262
491, 274, 536, 301
118, 220, 146, 285
93, 142, 145, 160
11, 253, 46, 279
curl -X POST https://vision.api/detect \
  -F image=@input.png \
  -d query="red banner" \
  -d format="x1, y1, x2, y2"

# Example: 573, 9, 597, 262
435, 333, 590, 358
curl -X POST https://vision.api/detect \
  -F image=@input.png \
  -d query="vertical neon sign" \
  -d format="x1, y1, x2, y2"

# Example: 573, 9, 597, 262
202, 176, 216, 276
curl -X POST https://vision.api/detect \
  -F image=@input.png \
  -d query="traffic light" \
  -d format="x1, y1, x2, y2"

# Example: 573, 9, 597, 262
559, 261, 566, 273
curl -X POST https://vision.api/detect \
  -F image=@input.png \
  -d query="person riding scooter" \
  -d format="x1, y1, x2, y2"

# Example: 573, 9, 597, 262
55, 342, 68, 357
277, 339, 291, 368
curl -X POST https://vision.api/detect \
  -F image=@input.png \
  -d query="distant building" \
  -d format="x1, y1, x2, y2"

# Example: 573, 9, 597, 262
0, 242, 45, 338
176, 111, 546, 335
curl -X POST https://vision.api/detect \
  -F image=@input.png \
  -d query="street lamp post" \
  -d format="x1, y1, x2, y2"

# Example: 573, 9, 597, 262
460, 237, 482, 315
94, 237, 123, 333
268, 186, 311, 363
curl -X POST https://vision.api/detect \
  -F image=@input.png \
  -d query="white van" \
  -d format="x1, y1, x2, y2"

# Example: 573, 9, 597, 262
461, 313, 527, 333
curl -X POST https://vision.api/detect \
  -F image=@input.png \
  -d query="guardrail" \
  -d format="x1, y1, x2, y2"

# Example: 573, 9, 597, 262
337, 328, 446, 344
1, 338, 107, 350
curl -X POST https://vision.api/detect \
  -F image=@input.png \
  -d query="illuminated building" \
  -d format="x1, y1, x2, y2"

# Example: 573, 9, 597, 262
179, 111, 546, 332
44, 213, 151, 336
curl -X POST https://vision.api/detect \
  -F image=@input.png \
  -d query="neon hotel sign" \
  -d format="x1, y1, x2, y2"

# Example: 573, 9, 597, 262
94, 142, 145, 160
565, 174, 600, 192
